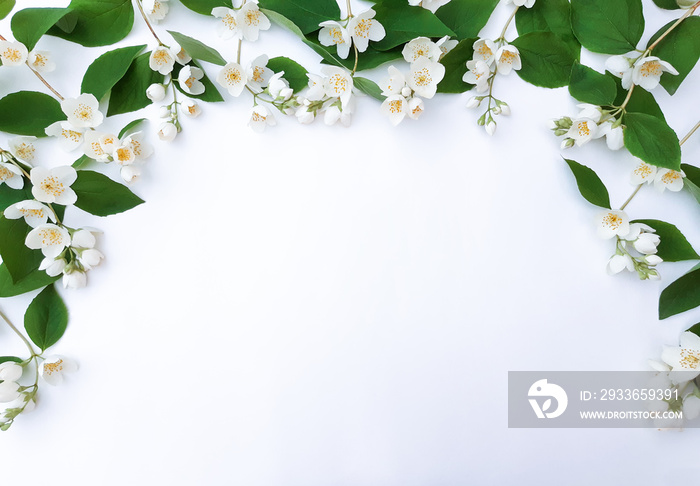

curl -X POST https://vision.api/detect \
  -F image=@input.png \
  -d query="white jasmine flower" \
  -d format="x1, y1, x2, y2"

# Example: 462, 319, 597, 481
217, 61, 246, 96
181, 99, 202, 117
120, 165, 141, 183
44, 122, 84, 152
27, 50, 55, 73
170, 41, 192, 65
566, 118, 598, 146
466, 96, 480, 109
30, 166, 77, 205
39, 356, 78, 386
98, 133, 118, 155
632, 56, 678, 91
654, 168, 685, 192
268, 72, 292, 100
39, 257, 66, 277
495, 45, 521, 75
248, 105, 276, 133
485, 120, 497, 136
295, 105, 315, 125
662, 332, 700, 383
25, 224, 71, 258
238, 2, 270, 41
113, 144, 136, 166
633, 232, 661, 254
607, 253, 635, 274
504, 0, 536, 7
645, 254, 663, 265
576, 104, 602, 123
597, 120, 624, 150
408, 0, 451, 13
149, 46, 176, 75
631, 162, 657, 185
605, 54, 635, 89
122, 131, 153, 161
322, 66, 354, 108
472, 39, 497, 66
157, 122, 178, 142
146, 83, 166, 102
463, 60, 491, 93
436, 36, 458, 60
402, 37, 442, 63
347, 9, 385, 53
595, 209, 630, 239
61, 93, 104, 129
4, 200, 55, 227
178, 65, 205, 95
318, 21, 351, 59
0, 362, 22, 403
82, 131, 110, 162
79, 248, 104, 270
0, 41, 28, 66
407, 57, 444, 99
381, 95, 408, 126
62, 270, 87, 289
247, 55, 273, 91
143, 0, 169, 22
0, 162, 24, 190
407, 97, 425, 120
380, 65, 408, 96
8, 136, 37, 163
306, 73, 326, 101
212, 7, 242, 40
324, 101, 353, 127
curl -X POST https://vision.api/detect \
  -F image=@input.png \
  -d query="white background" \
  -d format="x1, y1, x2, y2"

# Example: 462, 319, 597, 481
1, 0, 700, 484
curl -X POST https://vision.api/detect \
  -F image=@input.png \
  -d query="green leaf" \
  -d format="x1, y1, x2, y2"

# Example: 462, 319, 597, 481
24, 285, 68, 351
81, 45, 146, 101
682, 163, 700, 205
71, 154, 93, 169
167, 30, 227, 66
0, 0, 15, 20
623, 113, 681, 170
515, 0, 580, 55
11, 7, 72, 51
0, 91, 65, 137
659, 266, 700, 319
631, 219, 700, 262
652, 0, 681, 9
108, 53, 164, 117
47, 0, 134, 47
0, 183, 33, 213
172, 61, 224, 103
118, 118, 147, 139
257, 0, 341, 35
354, 76, 385, 101
0, 264, 59, 298
179, 0, 232, 15
261, 8, 305, 38
571, 0, 644, 54
688, 322, 700, 338
437, 38, 476, 93
372, 0, 454, 51
0, 216, 43, 284
0, 356, 22, 364
267, 56, 308, 93
613, 77, 665, 120
646, 17, 700, 95
511, 31, 577, 88
305, 36, 401, 71
569, 62, 617, 105
72, 170, 144, 217
563, 158, 611, 209
435, 0, 499, 40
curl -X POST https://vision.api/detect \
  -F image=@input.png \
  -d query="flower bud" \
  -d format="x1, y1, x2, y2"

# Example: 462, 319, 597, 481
485, 121, 496, 136
146, 83, 166, 102
157, 122, 178, 142
182, 99, 202, 118
401, 86, 412, 98
62, 270, 87, 289
466, 96, 480, 109
499, 103, 511, 116
158, 106, 172, 118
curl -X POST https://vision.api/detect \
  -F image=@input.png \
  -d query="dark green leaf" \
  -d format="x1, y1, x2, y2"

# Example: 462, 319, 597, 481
0, 91, 65, 137
305, 37, 401, 71
0, 357, 22, 364
569, 62, 617, 105
24, 285, 68, 351
267, 56, 308, 93
512, 31, 577, 88
652, 0, 681, 9
0, 183, 33, 213
632, 219, 700, 262
0, 216, 43, 284
646, 17, 700, 95
437, 38, 475, 93
659, 266, 700, 319
81, 45, 145, 101
47, 0, 134, 47
11, 7, 72, 51
167, 30, 227, 66
261, 8, 305, 37
515, 0, 580, 55
0, 264, 59, 298
257, 0, 341, 35
564, 158, 611, 209
435, 0, 499, 40
623, 113, 681, 170
108, 53, 164, 117
71, 155, 93, 169
613, 76, 665, 120
571, 0, 644, 54
373, 0, 454, 51
172, 61, 224, 103
682, 163, 700, 205
118, 118, 147, 139
72, 170, 144, 217
688, 322, 700, 338
354, 76, 385, 101
179, 0, 232, 16
0, 0, 15, 20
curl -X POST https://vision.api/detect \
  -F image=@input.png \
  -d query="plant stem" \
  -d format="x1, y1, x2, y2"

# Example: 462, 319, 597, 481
351, 43, 359, 75
134, 0, 164, 45
618, 84, 636, 112
0, 307, 36, 357
620, 184, 642, 211
647, 1, 700, 52
346, 0, 353, 18
679, 120, 700, 146
499, 6, 519, 41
